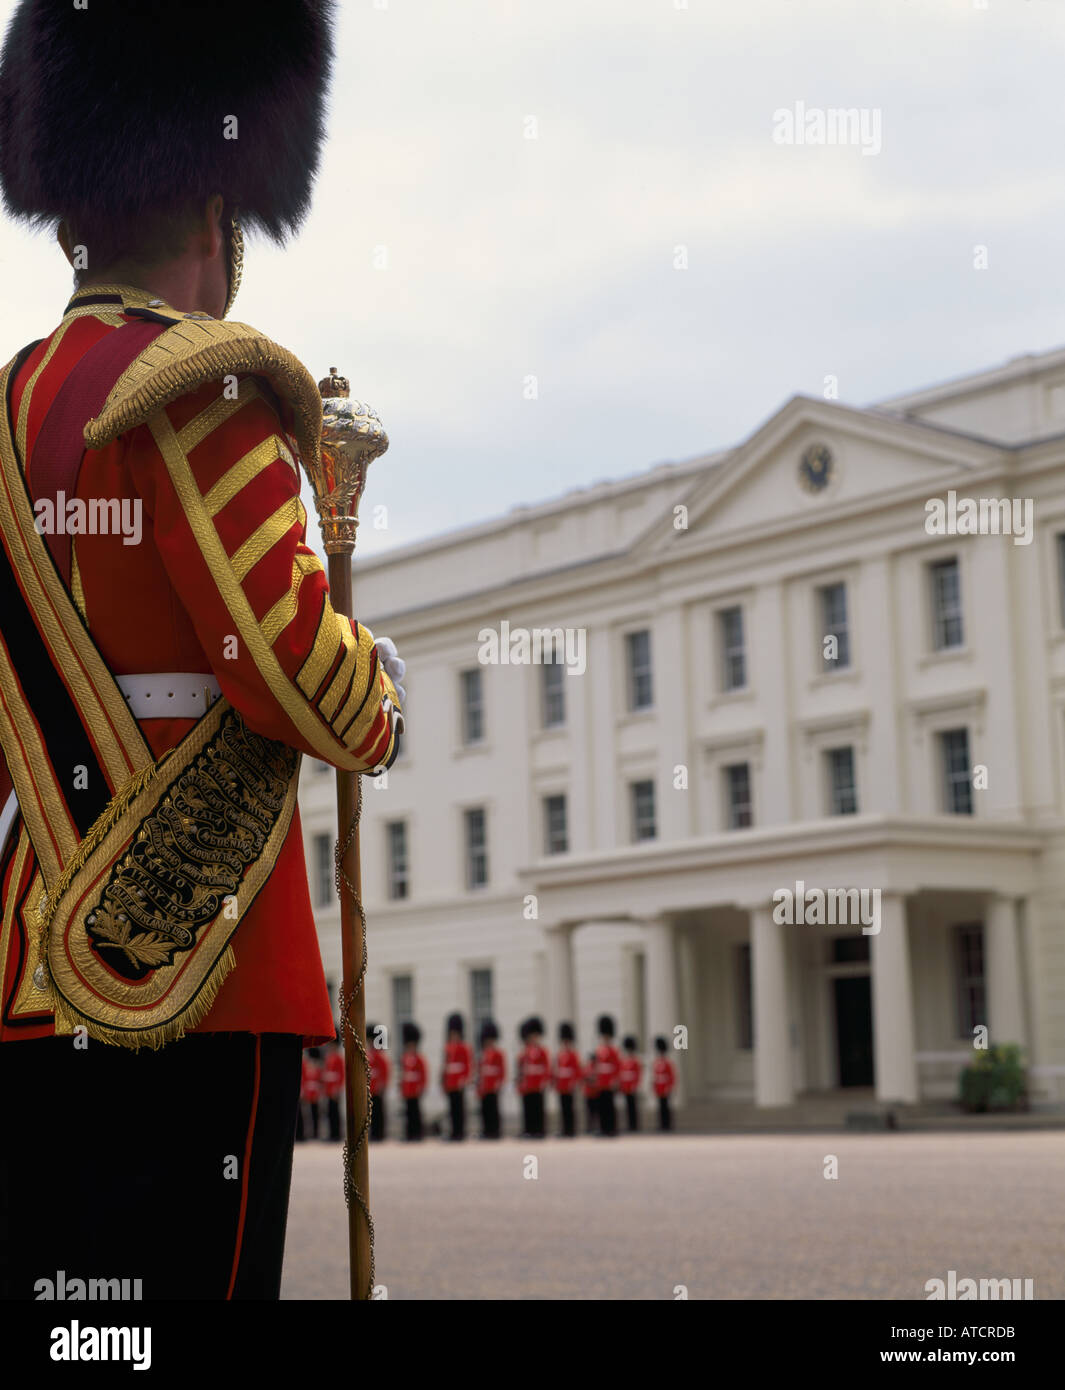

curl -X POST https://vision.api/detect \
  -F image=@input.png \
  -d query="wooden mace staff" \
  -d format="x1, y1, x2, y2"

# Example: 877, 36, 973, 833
304, 368, 391, 1300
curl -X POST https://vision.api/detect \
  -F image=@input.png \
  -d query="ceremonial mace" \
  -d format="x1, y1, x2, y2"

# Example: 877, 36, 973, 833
305, 368, 390, 1301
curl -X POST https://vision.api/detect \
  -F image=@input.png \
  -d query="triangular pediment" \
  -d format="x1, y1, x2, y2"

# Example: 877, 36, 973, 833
632, 396, 1004, 557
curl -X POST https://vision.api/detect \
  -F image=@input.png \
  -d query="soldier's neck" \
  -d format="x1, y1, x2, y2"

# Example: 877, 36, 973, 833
78, 257, 218, 317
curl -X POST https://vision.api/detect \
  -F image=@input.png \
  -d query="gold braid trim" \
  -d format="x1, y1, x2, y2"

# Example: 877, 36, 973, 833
83, 318, 322, 473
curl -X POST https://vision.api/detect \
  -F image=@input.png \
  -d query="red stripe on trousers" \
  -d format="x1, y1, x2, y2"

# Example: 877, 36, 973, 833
227, 1035, 262, 1299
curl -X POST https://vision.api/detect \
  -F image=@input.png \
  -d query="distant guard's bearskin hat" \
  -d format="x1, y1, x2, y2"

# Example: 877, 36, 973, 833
402, 1022, 421, 1047
559, 1021, 575, 1043
0, 0, 335, 240
654, 1035, 669, 1054
520, 1016, 544, 1040
622, 1034, 638, 1052
480, 1019, 499, 1045
597, 1014, 615, 1038
446, 1012, 464, 1038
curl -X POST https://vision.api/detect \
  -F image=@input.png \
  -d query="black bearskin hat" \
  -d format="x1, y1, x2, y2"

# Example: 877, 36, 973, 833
654, 1035, 669, 1054
446, 1012, 464, 1038
559, 1021, 575, 1043
597, 1013, 615, 1039
480, 1019, 499, 1045
622, 1034, 638, 1052
402, 1022, 421, 1047
0, 0, 335, 240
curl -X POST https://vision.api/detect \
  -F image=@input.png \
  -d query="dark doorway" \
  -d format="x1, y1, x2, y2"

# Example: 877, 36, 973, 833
834, 975, 874, 1087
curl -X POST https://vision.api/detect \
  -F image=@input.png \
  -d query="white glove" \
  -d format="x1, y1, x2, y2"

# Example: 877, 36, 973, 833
375, 636, 406, 707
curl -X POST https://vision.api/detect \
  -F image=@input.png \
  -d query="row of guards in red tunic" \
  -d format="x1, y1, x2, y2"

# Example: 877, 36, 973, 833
329, 1014, 678, 1143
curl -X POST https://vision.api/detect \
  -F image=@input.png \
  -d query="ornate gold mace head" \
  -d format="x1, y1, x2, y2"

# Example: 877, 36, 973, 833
310, 367, 389, 555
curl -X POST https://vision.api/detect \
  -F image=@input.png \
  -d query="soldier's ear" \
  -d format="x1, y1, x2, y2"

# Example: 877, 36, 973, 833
57, 220, 75, 268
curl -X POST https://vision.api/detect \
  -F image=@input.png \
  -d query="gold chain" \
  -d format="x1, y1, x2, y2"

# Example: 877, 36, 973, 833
335, 771, 375, 1298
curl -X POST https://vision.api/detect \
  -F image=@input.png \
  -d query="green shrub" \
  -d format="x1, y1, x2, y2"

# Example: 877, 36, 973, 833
958, 1043, 1027, 1113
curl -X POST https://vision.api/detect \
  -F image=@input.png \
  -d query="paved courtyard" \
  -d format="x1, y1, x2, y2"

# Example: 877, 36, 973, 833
281, 1131, 1065, 1300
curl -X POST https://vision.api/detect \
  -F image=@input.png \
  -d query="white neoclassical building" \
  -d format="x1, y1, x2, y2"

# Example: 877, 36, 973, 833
299, 346, 1065, 1120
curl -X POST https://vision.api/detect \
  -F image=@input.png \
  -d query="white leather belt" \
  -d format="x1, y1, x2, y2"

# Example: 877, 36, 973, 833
116, 672, 222, 720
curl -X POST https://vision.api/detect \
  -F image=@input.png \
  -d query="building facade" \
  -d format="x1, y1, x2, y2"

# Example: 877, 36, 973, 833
299, 347, 1065, 1119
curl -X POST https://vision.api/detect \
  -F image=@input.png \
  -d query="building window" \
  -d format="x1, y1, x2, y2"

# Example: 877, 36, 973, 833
929, 558, 964, 651
460, 668, 484, 744
723, 762, 753, 829
391, 973, 414, 1042
626, 629, 653, 711
826, 746, 858, 815
630, 779, 656, 841
464, 807, 488, 888
818, 582, 850, 670
940, 728, 973, 815
541, 657, 565, 728
543, 793, 568, 854
386, 820, 408, 900
470, 967, 493, 1039
1057, 532, 1065, 628
313, 833, 333, 907
735, 943, 753, 1050
954, 924, 985, 1039
718, 606, 746, 691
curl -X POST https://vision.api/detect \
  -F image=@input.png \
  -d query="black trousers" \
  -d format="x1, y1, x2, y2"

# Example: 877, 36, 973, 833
585, 1094, 599, 1133
405, 1096, 423, 1141
658, 1095, 673, 1131
598, 1088, 617, 1136
480, 1091, 501, 1139
522, 1091, 545, 1138
447, 1089, 466, 1141
370, 1094, 386, 1141
559, 1091, 576, 1137
327, 1096, 342, 1142
625, 1092, 639, 1132
0, 1033, 301, 1302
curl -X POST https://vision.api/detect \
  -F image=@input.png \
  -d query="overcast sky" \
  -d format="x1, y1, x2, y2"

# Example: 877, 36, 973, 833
2, 0, 1063, 560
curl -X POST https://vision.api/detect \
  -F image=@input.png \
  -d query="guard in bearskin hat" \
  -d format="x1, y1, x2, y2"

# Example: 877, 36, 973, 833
401, 1022, 428, 1141
0, 0, 405, 1301
516, 1015, 549, 1139
476, 1018, 505, 1139
594, 1014, 621, 1137
441, 1011, 473, 1141
553, 1021, 581, 1138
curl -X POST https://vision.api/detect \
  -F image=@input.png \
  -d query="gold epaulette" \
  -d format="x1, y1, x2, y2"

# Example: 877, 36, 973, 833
83, 313, 322, 469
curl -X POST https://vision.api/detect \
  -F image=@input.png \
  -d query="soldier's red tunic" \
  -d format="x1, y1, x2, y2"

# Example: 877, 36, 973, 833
300, 1054, 322, 1104
594, 1041, 621, 1090
400, 1051, 427, 1099
0, 287, 402, 1044
652, 1055, 677, 1097
369, 1046, 391, 1097
553, 1045, 582, 1095
582, 1059, 601, 1100
517, 1041, 550, 1095
619, 1054, 642, 1095
441, 1039, 472, 1093
476, 1044, 506, 1097
321, 1049, 344, 1100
